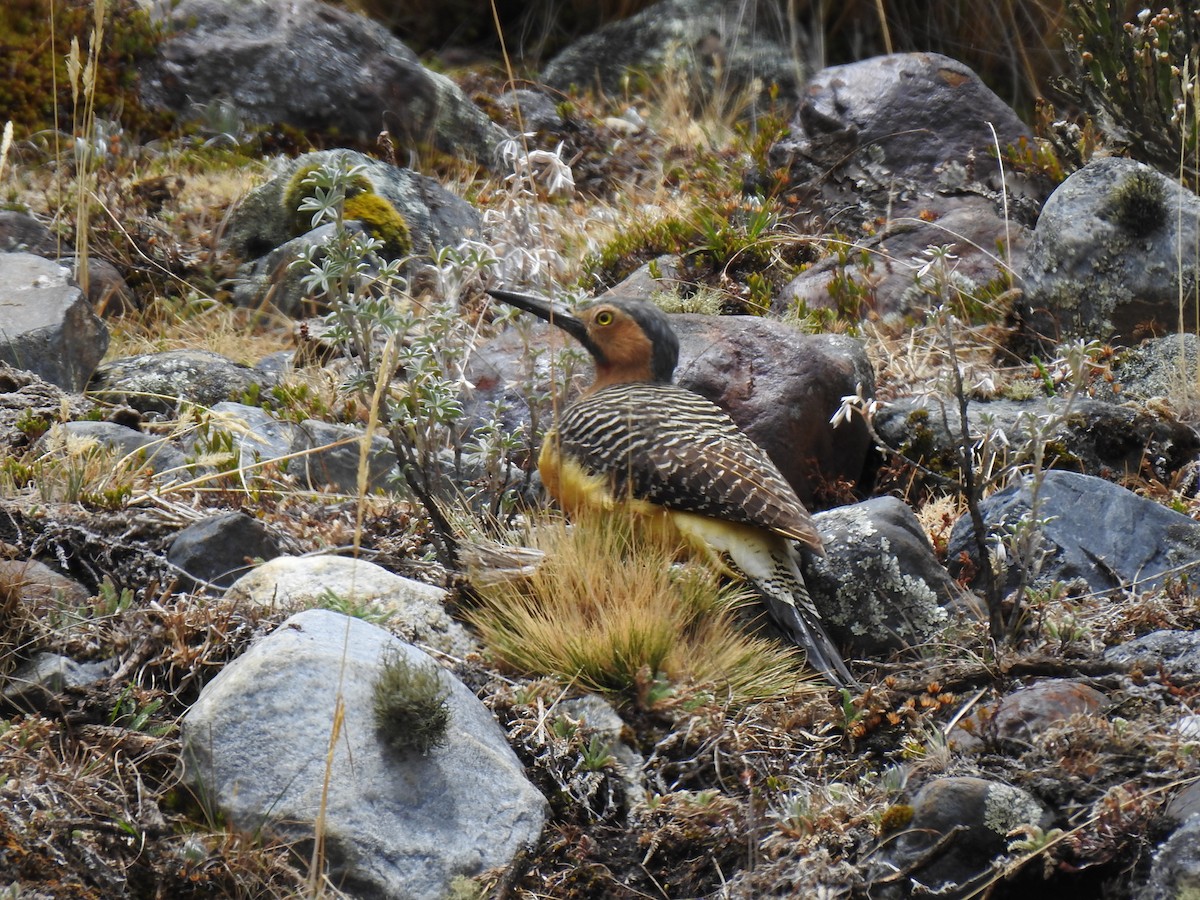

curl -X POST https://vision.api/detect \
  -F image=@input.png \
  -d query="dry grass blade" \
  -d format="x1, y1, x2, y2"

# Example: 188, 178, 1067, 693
468, 513, 819, 704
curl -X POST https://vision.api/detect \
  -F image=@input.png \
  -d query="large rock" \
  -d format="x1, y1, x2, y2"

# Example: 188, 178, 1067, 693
948, 470, 1200, 596
224, 149, 482, 262
807, 496, 954, 656
140, 0, 508, 163
769, 53, 1038, 221
769, 53, 1042, 324
1019, 157, 1200, 344
89, 349, 264, 418
180, 609, 546, 900
542, 0, 805, 115
225, 555, 475, 657
466, 311, 876, 506
0, 253, 108, 392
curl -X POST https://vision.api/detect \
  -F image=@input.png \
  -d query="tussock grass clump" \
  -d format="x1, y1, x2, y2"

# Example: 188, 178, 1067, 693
468, 514, 814, 705
372, 650, 452, 755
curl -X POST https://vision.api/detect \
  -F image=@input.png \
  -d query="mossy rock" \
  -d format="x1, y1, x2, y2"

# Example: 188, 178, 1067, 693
280, 162, 411, 260
280, 162, 371, 236
343, 192, 411, 259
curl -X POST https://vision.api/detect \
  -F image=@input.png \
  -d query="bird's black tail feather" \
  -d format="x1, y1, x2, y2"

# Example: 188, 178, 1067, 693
763, 592, 858, 690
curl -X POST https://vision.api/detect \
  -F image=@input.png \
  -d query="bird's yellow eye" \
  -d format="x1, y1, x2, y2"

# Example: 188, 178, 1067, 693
594, 310, 615, 326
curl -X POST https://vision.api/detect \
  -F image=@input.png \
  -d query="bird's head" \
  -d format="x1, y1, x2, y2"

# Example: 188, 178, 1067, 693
488, 289, 679, 389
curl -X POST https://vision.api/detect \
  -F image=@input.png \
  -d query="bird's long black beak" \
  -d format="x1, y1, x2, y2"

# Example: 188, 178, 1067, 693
486, 289, 594, 351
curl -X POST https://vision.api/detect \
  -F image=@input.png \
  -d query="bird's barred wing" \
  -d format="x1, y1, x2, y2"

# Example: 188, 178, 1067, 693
557, 383, 823, 549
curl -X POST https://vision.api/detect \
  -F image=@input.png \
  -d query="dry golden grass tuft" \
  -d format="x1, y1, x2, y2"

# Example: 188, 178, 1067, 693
468, 513, 819, 705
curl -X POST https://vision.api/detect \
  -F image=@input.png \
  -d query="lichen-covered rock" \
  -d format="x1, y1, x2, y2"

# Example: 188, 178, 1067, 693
224, 148, 482, 312
542, 0, 804, 116
1143, 814, 1200, 900
0, 364, 93, 455
807, 496, 954, 656
1019, 157, 1200, 344
180, 609, 545, 899
89, 349, 264, 418
140, 0, 509, 163
225, 149, 481, 260
874, 776, 1051, 898
1092, 333, 1200, 403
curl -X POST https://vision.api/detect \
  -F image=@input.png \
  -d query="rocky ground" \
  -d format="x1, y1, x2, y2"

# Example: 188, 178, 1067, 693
5, 1, 1200, 899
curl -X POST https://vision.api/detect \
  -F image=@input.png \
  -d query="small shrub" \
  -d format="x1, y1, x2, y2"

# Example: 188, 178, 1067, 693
1059, 2, 1200, 187
372, 649, 452, 755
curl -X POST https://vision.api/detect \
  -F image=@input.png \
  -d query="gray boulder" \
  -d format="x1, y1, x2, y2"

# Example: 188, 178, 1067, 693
225, 555, 475, 657
1019, 157, 1200, 344
769, 53, 1038, 221
167, 511, 285, 591
0, 253, 108, 392
1105, 630, 1200, 677
0, 212, 133, 314
89, 349, 264, 418
201, 401, 399, 495
140, 0, 508, 164
180, 609, 546, 899
875, 395, 1200, 486
875, 776, 1051, 899
543, 0, 805, 116
807, 496, 955, 656
948, 470, 1200, 596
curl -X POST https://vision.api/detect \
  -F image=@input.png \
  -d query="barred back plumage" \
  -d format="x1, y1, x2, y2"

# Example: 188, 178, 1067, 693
556, 382, 822, 549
